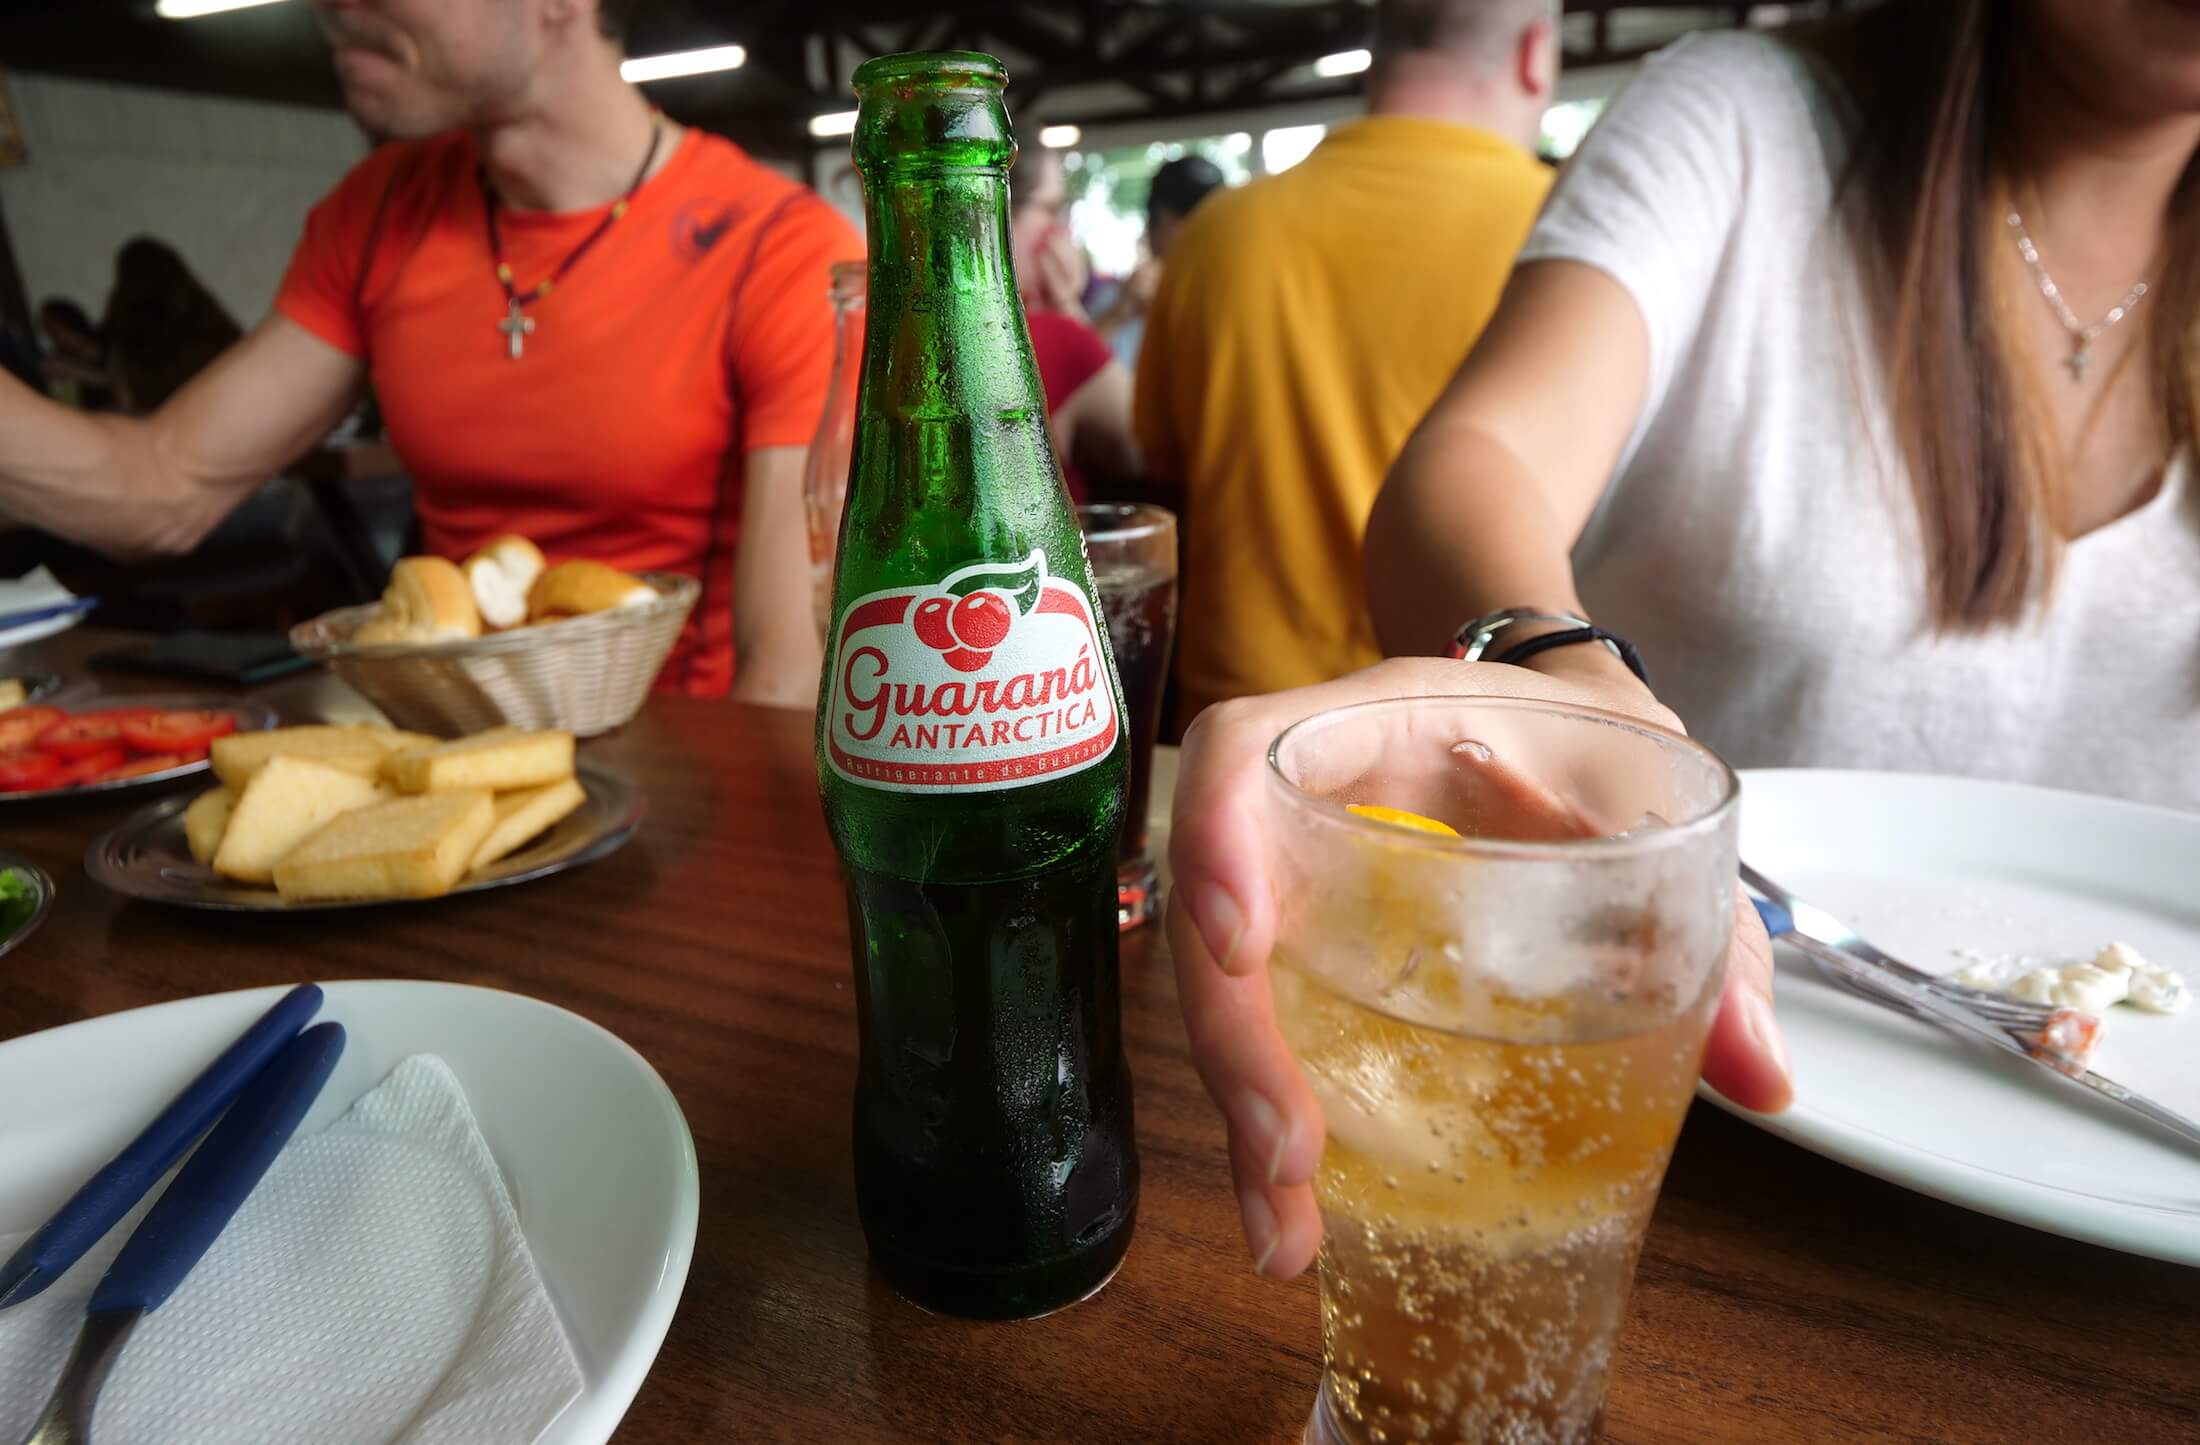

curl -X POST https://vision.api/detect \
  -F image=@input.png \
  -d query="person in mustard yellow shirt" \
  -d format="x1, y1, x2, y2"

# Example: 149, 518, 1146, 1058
1134, 0, 1559, 722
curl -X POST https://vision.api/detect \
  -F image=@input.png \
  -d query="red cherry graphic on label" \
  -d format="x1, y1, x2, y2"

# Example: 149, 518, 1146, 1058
951, 591, 1013, 650
912, 596, 957, 652
942, 647, 992, 673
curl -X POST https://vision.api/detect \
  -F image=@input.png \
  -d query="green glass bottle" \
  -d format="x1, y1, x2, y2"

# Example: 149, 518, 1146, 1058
815, 51, 1138, 1320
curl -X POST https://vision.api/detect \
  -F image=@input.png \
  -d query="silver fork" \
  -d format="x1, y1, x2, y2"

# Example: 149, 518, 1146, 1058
1741, 861, 2200, 1159
1739, 862, 2063, 1031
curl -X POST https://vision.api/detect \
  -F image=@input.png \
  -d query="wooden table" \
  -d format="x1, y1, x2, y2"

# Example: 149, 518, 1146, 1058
3, 628, 2196, 1444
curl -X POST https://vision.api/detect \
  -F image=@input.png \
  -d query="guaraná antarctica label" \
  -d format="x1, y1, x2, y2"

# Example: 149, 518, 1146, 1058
825, 549, 1120, 792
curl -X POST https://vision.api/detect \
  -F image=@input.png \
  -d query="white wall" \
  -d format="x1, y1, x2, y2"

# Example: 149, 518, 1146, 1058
0, 71, 366, 327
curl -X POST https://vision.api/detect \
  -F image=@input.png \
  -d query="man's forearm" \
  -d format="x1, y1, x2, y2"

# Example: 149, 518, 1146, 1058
731, 444, 826, 708
0, 317, 363, 560
0, 370, 209, 557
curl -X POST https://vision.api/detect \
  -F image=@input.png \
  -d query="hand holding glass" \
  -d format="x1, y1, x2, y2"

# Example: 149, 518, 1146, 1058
1268, 697, 1738, 1444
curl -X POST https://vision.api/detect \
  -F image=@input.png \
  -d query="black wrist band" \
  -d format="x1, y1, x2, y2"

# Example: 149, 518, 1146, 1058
1491, 625, 1651, 686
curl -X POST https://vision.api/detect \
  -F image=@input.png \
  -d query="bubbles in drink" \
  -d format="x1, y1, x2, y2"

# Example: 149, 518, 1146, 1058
1276, 948, 1717, 1444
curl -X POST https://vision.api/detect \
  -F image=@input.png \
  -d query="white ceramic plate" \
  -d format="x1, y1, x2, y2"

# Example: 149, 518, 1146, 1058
1709, 769, 2200, 1266
0, 981, 699, 1443
0, 607, 88, 654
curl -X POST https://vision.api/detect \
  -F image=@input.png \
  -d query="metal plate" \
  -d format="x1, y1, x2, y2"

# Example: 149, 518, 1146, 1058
84, 758, 644, 911
0, 673, 62, 707
0, 696, 281, 805
0, 853, 55, 959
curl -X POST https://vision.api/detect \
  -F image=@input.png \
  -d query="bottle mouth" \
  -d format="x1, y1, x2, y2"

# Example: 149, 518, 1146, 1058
852, 51, 1007, 95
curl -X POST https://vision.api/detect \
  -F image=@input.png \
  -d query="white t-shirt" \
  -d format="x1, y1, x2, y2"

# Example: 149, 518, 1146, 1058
1519, 31, 2200, 809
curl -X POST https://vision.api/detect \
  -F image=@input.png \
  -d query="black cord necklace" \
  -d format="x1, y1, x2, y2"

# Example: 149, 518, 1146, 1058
482, 115, 663, 360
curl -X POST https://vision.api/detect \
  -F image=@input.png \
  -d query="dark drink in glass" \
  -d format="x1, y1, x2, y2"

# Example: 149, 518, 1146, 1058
1078, 504, 1178, 930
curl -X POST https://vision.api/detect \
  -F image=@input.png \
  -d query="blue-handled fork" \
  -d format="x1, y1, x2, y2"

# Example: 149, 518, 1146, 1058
0, 984, 325, 1311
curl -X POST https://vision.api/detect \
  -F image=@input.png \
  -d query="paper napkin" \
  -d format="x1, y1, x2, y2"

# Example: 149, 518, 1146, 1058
0, 565, 74, 617
0, 1055, 583, 1443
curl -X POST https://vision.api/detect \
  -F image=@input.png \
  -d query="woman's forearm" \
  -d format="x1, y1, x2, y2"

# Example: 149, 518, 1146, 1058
1363, 260, 1656, 697
1365, 417, 1652, 703
1365, 420, 1589, 657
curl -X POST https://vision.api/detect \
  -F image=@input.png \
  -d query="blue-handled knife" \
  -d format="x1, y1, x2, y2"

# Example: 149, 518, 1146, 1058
0, 597, 99, 634
0, 983, 323, 1310
15, 1021, 346, 1445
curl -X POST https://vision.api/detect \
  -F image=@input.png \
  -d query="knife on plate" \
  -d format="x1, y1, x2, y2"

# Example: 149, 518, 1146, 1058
1749, 895, 2200, 1158
0, 983, 324, 1309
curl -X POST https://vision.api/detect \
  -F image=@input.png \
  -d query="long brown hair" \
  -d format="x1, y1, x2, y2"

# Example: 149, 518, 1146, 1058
1820, 0, 2200, 628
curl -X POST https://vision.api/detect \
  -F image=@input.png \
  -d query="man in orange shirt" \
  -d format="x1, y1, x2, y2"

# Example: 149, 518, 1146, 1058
0, 0, 858, 702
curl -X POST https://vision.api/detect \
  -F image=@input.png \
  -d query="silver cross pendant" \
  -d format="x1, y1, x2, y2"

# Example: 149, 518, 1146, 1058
498, 299, 536, 360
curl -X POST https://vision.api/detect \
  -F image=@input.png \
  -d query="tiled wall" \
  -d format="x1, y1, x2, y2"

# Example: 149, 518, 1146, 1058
0, 70, 366, 329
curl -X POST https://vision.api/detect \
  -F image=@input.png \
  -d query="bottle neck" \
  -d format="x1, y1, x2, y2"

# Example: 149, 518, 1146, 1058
859, 166, 1038, 422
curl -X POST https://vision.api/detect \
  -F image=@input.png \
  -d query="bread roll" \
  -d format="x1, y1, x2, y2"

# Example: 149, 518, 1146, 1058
463, 535, 547, 631
370, 556, 481, 643
527, 560, 656, 622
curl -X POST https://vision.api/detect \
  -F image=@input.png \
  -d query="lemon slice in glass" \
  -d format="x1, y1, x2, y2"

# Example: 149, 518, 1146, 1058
1345, 804, 1460, 838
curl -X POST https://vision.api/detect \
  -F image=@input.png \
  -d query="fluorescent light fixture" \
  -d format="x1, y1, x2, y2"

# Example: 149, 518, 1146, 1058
810, 109, 860, 138
156, 0, 289, 17
1313, 48, 1372, 78
1038, 124, 1082, 149
621, 45, 746, 84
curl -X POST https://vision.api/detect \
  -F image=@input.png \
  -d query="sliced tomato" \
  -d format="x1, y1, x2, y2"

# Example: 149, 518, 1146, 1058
118, 710, 238, 755
107, 752, 192, 779
37, 716, 123, 759
81, 706, 160, 725
0, 750, 61, 791
0, 705, 64, 752
49, 748, 128, 786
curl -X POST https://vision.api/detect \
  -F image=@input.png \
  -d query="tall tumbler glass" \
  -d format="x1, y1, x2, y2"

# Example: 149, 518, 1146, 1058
1267, 697, 1738, 1445
1077, 503, 1178, 930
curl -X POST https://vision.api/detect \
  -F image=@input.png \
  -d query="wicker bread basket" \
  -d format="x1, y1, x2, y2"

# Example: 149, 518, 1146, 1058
290, 572, 700, 738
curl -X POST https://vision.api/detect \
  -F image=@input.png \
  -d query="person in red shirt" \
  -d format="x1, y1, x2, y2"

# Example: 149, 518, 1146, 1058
1006, 146, 1138, 502
0, 0, 858, 703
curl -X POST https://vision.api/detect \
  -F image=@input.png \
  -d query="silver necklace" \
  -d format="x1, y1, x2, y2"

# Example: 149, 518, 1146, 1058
2005, 210, 2149, 383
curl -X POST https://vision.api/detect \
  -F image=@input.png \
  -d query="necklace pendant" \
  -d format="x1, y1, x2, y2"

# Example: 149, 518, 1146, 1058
2066, 343, 2091, 382
498, 297, 536, 361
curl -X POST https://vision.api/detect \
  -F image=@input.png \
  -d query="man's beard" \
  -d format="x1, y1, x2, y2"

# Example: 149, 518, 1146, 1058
322, 13, 493, 142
